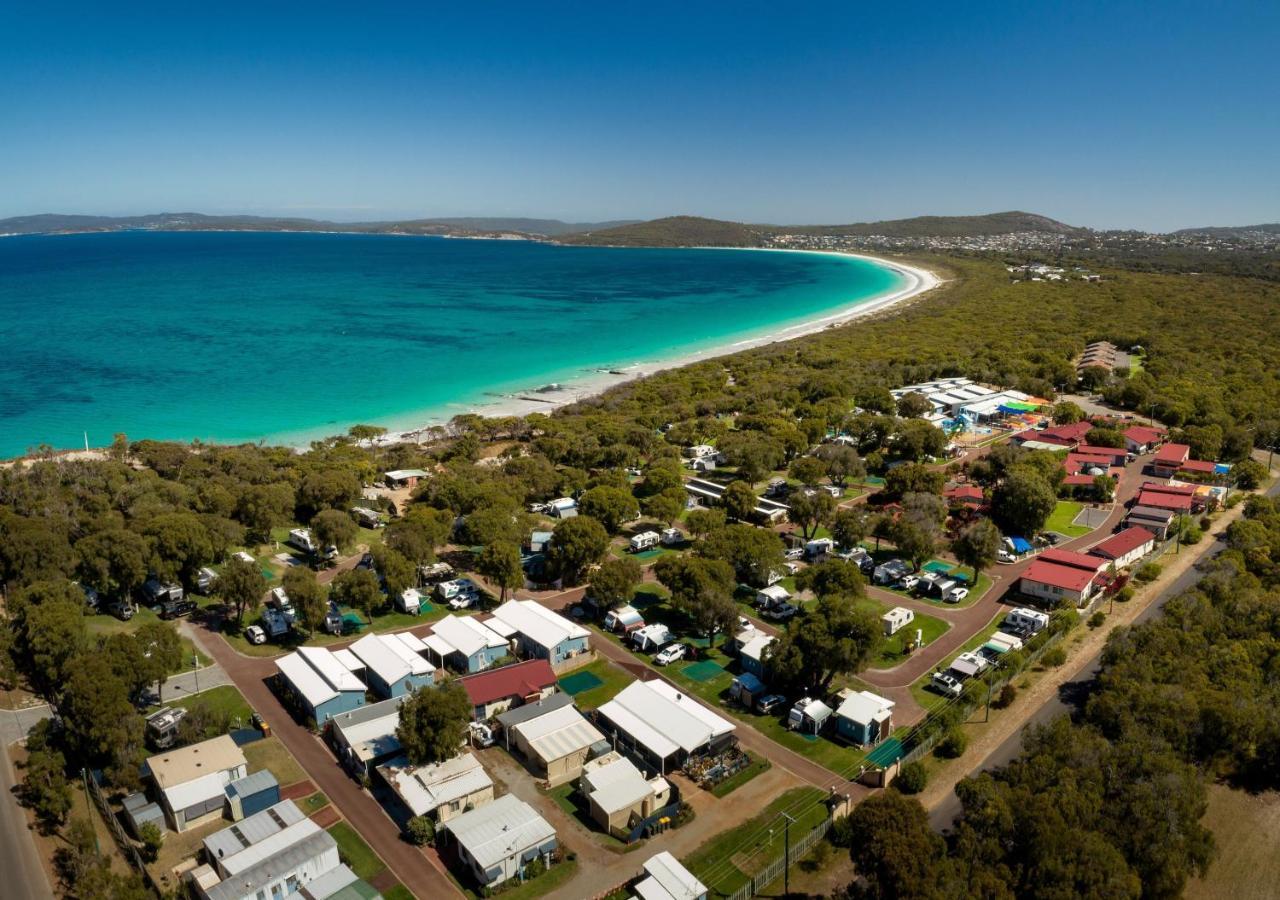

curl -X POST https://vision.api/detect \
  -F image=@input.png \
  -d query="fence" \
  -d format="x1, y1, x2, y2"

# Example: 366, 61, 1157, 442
722, 815, 832, 900
84, 770, 164, 897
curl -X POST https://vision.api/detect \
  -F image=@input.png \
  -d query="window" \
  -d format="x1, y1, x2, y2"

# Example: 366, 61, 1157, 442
271, 885, 284, 900
286, 876, 299, 894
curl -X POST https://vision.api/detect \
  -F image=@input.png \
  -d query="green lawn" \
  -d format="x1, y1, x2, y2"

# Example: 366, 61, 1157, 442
85, 609, 212, 668
244, 736, 307, 787
155, 684, 253, 723
548, 783, 627, 850
709, 752, 770, 798
381, 887, 414, 900
1046, 500, 1092, 537
459, 860, 579, 900
684, 788, 828, 898
327, 821, 387, 882
301, 791, 330, 814
558, 659, 632, 710
871, 610, 951, 669
907, 620, 1004, 714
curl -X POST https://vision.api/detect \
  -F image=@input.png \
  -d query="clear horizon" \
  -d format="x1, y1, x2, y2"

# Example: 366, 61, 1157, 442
2, 1, 1277, 232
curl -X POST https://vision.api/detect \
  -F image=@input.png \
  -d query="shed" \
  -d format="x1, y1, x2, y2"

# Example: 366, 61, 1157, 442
224, 770, 280, 821
506, 701, 604, 786
633, 851, 708, 900
834, 690, 894, 747
736, 631, 775, 679
121, 792, 165, 838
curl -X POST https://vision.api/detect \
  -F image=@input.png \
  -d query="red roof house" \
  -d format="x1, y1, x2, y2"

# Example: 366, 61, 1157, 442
1124, 425, 1165, 452
1089, 527, 1157, 568
1135, 489, 1194, 512
1021, 559, 1102, 606
1152, 443, 1191, 476
1039, 548, 1109, 574
459, 659, 557, 719
1178, 459, 1218, 475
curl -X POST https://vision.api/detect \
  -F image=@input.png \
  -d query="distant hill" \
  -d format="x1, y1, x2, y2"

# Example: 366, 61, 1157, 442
778, 211, 1083, 238
559, 215, 767, 247
1173, 223, 1280, 238
0, 212, 637, 238
560, 211, 1083, 248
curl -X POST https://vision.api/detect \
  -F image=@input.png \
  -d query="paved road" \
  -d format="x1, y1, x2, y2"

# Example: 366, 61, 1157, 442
0, 740, 55, 899
928, 474, 1275, 831
192, 623, 464, 899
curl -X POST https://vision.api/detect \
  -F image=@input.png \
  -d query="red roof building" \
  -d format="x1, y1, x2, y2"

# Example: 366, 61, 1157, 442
1021, 559, 1102, 605
1135, 489, 1194, 512
1178, 459, 1217, 475
1152, 443, 1191, 476
1074, 445, 1128, 464
458, 659, 557, 719
1124, 425, 1165, 452
1039, 548, 1109, 574
1141, 481, 1197, 496
1089, 527, 1157, 568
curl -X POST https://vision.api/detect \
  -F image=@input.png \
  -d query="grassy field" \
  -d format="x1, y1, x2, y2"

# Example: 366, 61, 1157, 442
85, 609, 212, 668
683, 787, 828, 898
558, 659, 632, 710
548, 783, 628, 850
1184, 785, 1280, 900
301, 791, 330, 813
381, 887, 414, 900
327, 821, 387, 882
459, 860, 579, 900
872, 610, 951, 669
157, 684, 254, 723
1046, 500, 1092, 537
244, 736, 306, 786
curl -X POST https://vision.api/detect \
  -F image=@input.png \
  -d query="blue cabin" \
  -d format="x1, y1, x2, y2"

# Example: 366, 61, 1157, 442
489, 600, 591, 667
350, 633, 437, 699
426, 615, 511, 674
276, 648, 367, 724
834, 690, 895, 746
224, 770, 280, 821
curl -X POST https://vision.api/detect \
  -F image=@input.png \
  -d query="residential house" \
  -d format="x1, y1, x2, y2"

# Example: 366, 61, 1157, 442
328, 696, 404, 777
276, 647, 368, 724
579, 753, 671, 838
1020, 556, 1103, 607
487, 600, 591, 667
1135, 486, 1195, 514
146, 735, 248, 833
384, 469, 428, 489
190, 800, 341, 900
458, 659, 558, 721
1124, 425, 1165, 454
378, 752, 494, 824
1088, 527, 1156, 569
349, 633, 436, 699
735, 630, 775, 679
834, 690, 894, 747
502, 696, 604, 786
631, 851, 708, 900
1125, 505, 1176, 539
1151, 443, 1191, 478
440, 794, 557, 889
596, 680, 737, 774
424, 615, 510, 674
297, 866, 384, 900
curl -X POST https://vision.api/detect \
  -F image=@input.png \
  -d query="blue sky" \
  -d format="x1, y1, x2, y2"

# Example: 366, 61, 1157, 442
1, 1, 1276, 230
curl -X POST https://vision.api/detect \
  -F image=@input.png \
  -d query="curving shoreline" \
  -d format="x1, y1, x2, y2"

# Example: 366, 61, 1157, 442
371, 250, 941, 446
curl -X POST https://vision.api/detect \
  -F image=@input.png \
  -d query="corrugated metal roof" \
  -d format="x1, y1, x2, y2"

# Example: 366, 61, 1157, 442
298, 647, 366, 693
443, 794, 555, 870
512, 704, 603, 764
635, 852, 707, 900
277, 652, 340, 709
490, 600, 589, 652
495, 691, 574, 728
430, 615, 507, 659
203, 800, 308, 866
225, 769, 278, 800
597, 680, 735, 758
379, 753, 493, 818
582, 756, 654, 815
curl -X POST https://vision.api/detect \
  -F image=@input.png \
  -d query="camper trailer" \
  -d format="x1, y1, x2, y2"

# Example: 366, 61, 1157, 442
660, 527, 685, 546
882, 607, 915, 636
145, 707, 187, 750
1004, 607, 1050, 635
288, 528, 317, 554
351, 506, 385, 529
604, 605, 644, 635
629, 531, 660, 553
631, 623, 673, 653
397, 588, 423, 615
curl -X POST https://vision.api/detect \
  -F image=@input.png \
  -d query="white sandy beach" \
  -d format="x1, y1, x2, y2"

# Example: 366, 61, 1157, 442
372, 251, 941, 446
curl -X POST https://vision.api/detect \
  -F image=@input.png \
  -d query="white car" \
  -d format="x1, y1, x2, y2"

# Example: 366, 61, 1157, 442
449, 591, 478, 610
245, 625, 267, 645
997, 549, 1016, 563
737, 615, 752, 631
945, 587, 969, 604
785, 548, 805, 561
654, 644, 687, 666
931, 672, 963, 697
897, 575, 921, 591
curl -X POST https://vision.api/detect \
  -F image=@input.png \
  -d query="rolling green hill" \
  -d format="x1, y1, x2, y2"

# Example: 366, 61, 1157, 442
558, 215, 767, 247
781, 210, 1082, 238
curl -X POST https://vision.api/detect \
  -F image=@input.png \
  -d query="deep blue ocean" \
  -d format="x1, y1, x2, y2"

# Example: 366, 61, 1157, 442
0, 231, 903, 456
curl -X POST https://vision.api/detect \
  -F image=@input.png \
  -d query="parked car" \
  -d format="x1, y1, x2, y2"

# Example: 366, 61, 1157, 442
654, 643, 687, 666
108, 600, 135, 621
858, 556, 876, 575
997, 549, 1016, 563
737, 615, 751, 631
448, 592, 478, 610
159, 598, 197, 620
245, 625, 267, 645
764, 602, 799, 621
931, 672, 963, 697
756, 694, 787, 715
784, 548, 805, 561
944, 587, 969, 604
896, 575, 921, 592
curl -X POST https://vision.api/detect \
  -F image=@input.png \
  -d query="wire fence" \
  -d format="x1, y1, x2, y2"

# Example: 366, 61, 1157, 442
721, 815, 833, 900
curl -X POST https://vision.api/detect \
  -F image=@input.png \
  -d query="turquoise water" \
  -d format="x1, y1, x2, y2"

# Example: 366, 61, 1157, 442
0, 231, 904, 456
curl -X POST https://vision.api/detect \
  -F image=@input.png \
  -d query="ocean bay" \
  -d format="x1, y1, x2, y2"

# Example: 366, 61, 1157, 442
0, 231, 904, 455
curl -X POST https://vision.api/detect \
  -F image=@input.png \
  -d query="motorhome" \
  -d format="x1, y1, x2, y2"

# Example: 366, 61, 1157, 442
603, 605, 645, 635
195, 567, 219, 595
145, 707, 187, 750
1004, 607, 1050, 635
142, 577, 184, 608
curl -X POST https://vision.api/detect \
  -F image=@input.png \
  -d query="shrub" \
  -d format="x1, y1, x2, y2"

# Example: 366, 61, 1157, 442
1115, 585, 1135, 603
936, 728, 969, 759
894, 761, 928, 794
994, 683, 1018, 708
405, 815, 435, 846
1088, 611, 1106, 629
828, 815, 855, 848
1135, 563, 1162, 583
1042, 646, 1067, 668
138, 821, 163, 862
